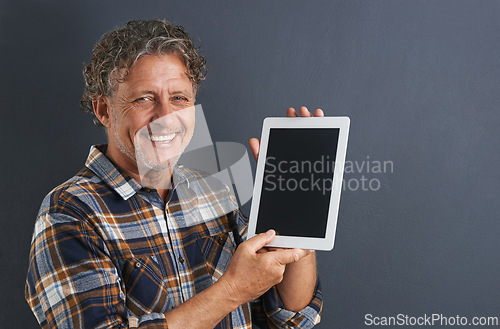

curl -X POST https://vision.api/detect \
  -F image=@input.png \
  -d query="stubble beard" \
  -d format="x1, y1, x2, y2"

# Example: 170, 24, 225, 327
111, 112, 185, 173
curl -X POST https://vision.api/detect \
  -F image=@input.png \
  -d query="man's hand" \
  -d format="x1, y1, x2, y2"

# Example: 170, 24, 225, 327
218, 229, 311, 307
249, 106, 325, 162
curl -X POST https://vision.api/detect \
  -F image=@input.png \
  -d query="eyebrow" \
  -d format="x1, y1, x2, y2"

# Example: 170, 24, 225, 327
130, 87, 193, 99
134, 89, 191, 96
170, 90, 192, 95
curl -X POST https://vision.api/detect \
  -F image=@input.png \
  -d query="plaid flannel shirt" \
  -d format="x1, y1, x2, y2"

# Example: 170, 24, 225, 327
26, 145, 322, 328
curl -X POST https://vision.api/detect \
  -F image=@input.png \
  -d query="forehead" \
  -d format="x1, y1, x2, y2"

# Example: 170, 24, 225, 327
120, 54, 192, 90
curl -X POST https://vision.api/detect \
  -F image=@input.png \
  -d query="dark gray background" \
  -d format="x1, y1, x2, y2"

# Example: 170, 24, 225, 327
1, 1, 499, 328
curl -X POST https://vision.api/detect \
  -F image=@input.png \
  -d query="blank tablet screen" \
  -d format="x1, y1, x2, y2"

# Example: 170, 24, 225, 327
256, 128, 340, 238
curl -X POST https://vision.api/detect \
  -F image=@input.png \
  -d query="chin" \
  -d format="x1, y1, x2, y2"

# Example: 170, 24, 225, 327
137, 154, 177, 171
136, 145, 183, 170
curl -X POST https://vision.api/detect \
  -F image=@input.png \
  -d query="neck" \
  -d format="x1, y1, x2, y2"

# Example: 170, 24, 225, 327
135, 167, 175, 202
140, 167, 173, 188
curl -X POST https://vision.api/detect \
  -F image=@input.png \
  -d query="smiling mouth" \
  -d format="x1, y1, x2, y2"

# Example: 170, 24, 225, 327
147, 131, 182, 144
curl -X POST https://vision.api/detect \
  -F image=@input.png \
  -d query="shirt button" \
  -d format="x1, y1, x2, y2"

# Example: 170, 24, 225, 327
135, 261, 142, 268
218, 237, 224, 244
179, 256, 184, 263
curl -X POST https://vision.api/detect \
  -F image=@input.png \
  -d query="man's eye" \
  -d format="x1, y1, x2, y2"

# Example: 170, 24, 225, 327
173, 96, 188, 101
135, 97, 152, 103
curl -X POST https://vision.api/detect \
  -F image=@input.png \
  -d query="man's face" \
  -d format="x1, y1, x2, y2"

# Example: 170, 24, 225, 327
104, 54, 196, 175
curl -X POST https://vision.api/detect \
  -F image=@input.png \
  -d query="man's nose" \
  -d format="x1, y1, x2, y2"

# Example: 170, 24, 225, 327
149, 103, 180, 128
153, 102, 176, 120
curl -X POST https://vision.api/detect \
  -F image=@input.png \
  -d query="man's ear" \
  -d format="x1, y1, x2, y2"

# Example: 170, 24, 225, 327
93, 96, 112, 127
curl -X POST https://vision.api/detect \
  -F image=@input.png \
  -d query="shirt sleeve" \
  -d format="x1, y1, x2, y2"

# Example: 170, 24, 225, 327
25, 206, 169, 329
252, 280, 323, 329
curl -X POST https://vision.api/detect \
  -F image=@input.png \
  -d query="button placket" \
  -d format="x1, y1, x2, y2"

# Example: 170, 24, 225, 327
163, 205, 193, 301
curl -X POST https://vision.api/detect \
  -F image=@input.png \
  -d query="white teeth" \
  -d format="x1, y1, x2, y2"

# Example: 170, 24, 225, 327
150, 133, 176, 143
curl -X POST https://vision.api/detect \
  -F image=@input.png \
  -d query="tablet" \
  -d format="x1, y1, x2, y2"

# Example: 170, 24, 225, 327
247, 117, 350, 250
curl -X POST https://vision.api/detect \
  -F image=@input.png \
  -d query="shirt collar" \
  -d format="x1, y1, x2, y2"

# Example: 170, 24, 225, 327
85, 144, 190, 200
85, 145, 142, 200
172, 164, 190, 190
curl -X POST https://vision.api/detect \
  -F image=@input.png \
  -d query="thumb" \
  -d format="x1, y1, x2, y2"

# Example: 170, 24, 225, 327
245, 229, 275, 252
248, 138, 260, 162
271, 248, 310, 266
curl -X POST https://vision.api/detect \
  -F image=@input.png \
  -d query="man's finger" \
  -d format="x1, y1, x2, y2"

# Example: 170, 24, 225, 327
248, 138, 260, 162
271, 248, 311, 265
244, 229, 276, 252
314, 108, 324, 117
287, 107, 298, 117
299, 106, 312, 117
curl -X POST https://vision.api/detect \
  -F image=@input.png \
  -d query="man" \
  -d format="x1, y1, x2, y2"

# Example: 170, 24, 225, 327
26, 19, 322, 328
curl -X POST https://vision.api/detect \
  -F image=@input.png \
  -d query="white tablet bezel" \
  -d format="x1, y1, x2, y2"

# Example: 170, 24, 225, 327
247, 116, 350, 251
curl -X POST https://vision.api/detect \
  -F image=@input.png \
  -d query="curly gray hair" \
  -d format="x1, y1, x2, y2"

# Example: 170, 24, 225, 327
80, 19, 207, 125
